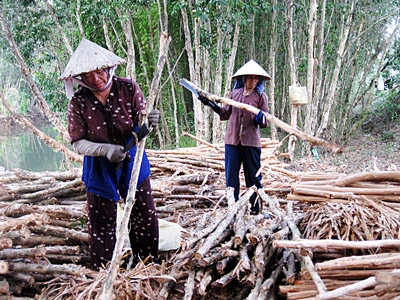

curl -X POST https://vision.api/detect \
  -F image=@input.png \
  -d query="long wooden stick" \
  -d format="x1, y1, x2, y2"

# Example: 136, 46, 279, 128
273, 239, 400, 250
182, 131, 223, 153
100, 32, 170, 300
180, 78, 342, 153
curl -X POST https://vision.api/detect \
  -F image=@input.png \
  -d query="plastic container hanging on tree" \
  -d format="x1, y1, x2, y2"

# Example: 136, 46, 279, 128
289, 83, 309, 105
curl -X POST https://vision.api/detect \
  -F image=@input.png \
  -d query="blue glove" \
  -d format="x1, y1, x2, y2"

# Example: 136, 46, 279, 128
198, 96, 211, 106
198, 96, 220, 115
255, 111, 265, 125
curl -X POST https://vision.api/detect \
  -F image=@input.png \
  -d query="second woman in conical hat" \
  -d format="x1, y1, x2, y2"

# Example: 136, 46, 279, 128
198, 59, 270, 214
60, 38, 160, 270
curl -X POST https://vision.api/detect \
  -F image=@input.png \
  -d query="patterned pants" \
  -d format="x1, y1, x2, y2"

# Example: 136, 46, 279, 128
86, 177, 159, 269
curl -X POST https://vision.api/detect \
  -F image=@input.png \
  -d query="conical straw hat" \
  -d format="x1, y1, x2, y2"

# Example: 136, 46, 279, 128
232, 59, 271, 80
59, 38, 126, 80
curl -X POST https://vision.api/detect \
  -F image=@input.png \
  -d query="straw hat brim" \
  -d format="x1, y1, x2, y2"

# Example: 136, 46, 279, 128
232, 59, 271, 80
59, 38, 126, 81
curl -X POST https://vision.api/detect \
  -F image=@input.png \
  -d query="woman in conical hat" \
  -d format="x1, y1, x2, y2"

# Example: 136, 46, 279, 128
59, 38, 126, 99
60, 38, 160, 269
198, 59, 270, 214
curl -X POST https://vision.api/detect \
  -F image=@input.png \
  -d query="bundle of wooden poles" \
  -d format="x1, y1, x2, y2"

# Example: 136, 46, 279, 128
1, 139, 400, 299
0, 138, 290, 299
274, 171, 400, 299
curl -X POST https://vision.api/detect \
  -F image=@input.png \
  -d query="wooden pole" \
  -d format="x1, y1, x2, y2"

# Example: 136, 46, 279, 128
100, 32, 170, 300
180, 78, 342, 153
273, 239, 400, 251
288, 104, 298, 161
182, 131, 223, 153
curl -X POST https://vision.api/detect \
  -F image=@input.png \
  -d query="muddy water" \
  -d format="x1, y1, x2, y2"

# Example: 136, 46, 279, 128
0, 126, 69, 172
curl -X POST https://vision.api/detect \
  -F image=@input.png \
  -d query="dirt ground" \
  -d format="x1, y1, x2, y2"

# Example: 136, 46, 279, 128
311, 122, 400, 174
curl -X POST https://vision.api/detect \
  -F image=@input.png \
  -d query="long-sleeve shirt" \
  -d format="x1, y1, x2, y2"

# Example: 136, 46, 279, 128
219, 87, 269, 148
67, 76, 150, 200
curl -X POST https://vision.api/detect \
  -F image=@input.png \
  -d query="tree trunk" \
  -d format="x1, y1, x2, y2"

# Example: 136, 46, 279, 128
0, 92, 82, 164
75, 0, 85, 37
201, 20, 212, 142
181, 5, 204, 141
167, 57, 180, 148
311, 0, 327, 138
0, 9, 69, 143
193, 3, 206, 142
317, 0, 355, 137
102, 16, 114, 52
42, 0, 73, 55
115, 7, 136, 80
287, 0, 298, 161
268, 0, 278, 141
212, 20, 224, 144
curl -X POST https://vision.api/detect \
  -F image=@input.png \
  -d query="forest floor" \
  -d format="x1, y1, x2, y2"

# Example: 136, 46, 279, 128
320, 120, 399, 174
290, 120, 400, 175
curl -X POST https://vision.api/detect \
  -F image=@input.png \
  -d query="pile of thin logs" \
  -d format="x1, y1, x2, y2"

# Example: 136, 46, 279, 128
147, 137, 288, 177
3, 140, 400, 299
0, 138, 291, 298
287, 171, 400, 210
275, 240, 400, 299
37, 187, 303, 299
0, 169, 90, 297
274, 170, 400, 299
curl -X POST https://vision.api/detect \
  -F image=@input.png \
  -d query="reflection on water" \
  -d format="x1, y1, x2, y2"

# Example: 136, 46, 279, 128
0, 127, 77, 172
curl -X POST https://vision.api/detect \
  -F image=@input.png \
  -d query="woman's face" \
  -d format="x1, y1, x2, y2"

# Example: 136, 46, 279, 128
245, 75, 259, 91
81, 69, 108, 91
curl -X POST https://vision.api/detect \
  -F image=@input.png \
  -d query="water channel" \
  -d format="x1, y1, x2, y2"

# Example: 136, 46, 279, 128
0, 126, 74, 172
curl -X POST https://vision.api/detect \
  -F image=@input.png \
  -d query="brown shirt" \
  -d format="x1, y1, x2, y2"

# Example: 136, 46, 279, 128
220, 87, 268, 147
68, 76, 146, 145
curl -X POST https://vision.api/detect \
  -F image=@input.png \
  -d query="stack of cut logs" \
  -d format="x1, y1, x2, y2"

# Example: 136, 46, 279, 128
1, 138, 400, 299
275, 171, 400, 299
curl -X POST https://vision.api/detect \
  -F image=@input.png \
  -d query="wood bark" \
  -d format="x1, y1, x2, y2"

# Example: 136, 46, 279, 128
316, 276, 377, 300
268, 0, 277, 140
0, 246, 46, 260
194, 188, 254, 260
306, 0, 317, 133
115, 7, 135, 80
7, 262, 84, 276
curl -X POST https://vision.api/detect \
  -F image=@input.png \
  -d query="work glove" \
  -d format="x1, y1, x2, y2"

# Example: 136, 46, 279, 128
255, 111, 265, 126
148, 109, 160, 127
72, 139, 126, 163
198, 96, 221, 115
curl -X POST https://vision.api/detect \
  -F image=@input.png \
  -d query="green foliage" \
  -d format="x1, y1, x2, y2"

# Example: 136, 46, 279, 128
376, 91, 400, 122
1, 0, 399, 160
179, 135, 197, 148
